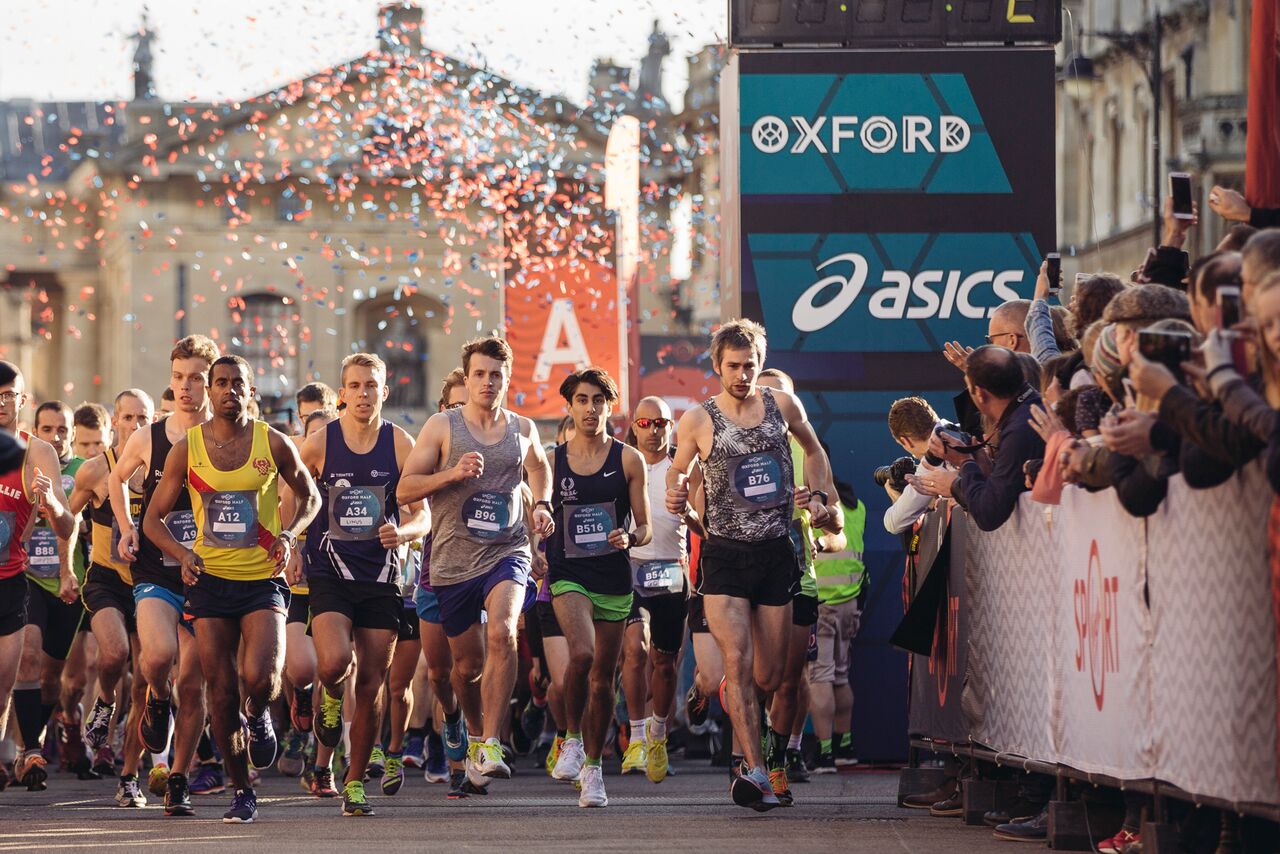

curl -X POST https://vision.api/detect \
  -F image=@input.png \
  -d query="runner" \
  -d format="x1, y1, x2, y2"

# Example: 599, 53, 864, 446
295, 382, 337, 430
398, 337, 554, 791
109, 335, 219, 814
12, 401, 88, 787
756, 368, 841, 806
285, 407, 340, 798
545, 368, 650, 807
380, 535, 425, 796
68, 390, 154, 796
411, 369, 476, 798
620, 396, 687, 785
142, 354, 320, 824
0, 362, 77, 792
666, 320, 839, 811
298, 353, 429, 816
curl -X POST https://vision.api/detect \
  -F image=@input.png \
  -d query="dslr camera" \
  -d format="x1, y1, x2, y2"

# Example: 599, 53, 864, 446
873, 456, 917, 493
924, 421, 978, 466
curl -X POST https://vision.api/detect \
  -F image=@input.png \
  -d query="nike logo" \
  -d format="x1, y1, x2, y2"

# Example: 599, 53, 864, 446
603, 471, 617, 478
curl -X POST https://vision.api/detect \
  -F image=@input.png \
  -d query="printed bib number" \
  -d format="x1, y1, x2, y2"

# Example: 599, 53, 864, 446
564, 502, 617, 559
728, 452, 787, 510
0, 510, 13, 563
26, 527, 60, 578
462, 491, 512, 541
631, 559, 684, 597
201, 490, 259, 549
162, 510, 198, 567
329, 485, 384, 542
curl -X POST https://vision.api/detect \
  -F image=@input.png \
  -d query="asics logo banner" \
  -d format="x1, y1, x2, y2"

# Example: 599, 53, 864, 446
751, 114, 971, 156
792, 252, 1023, 332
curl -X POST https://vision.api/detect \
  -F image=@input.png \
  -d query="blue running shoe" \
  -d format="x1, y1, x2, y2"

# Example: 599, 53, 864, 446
441, 712, 467, 763
424, 731, 447, 783
222, 788, 257, 823
244, 708, 278, 770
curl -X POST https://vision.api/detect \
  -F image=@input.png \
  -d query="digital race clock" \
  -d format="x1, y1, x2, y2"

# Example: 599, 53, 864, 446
729, 0, 1062, 47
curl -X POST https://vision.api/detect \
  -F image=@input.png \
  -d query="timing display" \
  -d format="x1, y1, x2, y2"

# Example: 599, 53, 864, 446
730, 0, 1061, 47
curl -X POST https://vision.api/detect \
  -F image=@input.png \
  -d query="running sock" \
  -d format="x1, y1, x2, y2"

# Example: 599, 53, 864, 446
730, 752, 745, 771
442, 705, 461, 725
629, 718, 648, 745
556, 729, 567, 740
585, 756, 602, 768
566, 730, 582, 742
39, 701, 55, 731
819, 737, 833, 755
837, 732, 852, 750
12, 685, 44, 749
407, 726, 427, 741
787, 733, 803, 751
765, 729, 788, 771
649, 717, 667, 740
151, 752, 168, 768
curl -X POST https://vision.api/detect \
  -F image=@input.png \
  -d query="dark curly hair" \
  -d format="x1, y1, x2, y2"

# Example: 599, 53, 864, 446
1071, 274, 1127, 337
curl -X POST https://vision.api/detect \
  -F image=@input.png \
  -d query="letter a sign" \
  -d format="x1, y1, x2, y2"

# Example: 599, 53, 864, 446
533, 300, 592, 383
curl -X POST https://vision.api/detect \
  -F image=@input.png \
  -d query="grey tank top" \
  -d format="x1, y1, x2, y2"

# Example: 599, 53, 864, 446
427, 407, 530, 586
701, 387, 794, 543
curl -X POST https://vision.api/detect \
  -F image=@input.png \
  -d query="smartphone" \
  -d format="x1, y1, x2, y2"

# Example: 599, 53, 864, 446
1216, 285, 1242, 330
1138, 329, 1194, 382
1045, 253, 1061, 294
1170, 172, 1194, 220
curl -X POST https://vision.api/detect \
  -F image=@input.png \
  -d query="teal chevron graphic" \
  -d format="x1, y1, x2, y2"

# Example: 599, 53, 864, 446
747, 231, 1040, 352
740, 73, 1011, 194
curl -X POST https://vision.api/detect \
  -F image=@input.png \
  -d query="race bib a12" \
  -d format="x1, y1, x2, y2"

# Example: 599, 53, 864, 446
201, 490, 259, 549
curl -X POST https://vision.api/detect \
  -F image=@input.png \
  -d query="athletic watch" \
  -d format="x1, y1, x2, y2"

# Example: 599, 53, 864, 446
535, 499, 553, 513
811, 489, 830, 506
277, 529, 298, 547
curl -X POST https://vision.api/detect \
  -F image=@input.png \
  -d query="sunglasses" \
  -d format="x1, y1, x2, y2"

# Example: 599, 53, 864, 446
633, 417, 671, 430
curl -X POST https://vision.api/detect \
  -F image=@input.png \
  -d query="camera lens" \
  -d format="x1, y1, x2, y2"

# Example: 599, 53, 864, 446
872, 466, 893, 487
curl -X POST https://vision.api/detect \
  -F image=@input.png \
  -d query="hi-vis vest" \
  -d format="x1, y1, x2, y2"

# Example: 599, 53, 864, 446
815, 501, 866, 606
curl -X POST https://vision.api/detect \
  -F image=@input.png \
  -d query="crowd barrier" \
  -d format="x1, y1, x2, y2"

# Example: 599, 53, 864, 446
905, 462, 1279, 811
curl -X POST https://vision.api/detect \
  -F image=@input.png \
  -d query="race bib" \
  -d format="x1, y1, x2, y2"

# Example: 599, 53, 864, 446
0, 510, 12, 563
631, 558, 684, 597
200, 490, 259, 549
26, 527, 60, 578
328, 485, 384, 542
563, 502, 617, 559
462, 490, 513, 541
727, 451, 788, 510
162, 510, 198, 567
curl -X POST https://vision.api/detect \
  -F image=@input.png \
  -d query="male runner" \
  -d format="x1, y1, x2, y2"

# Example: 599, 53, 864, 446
412, 369, 476, 798
398, 337, 554, 790
546, 369, 650, 807
295, 382, 337, 429
69, 389, 154, 801
667, 320, 839, 811
13, 401, 87, 787
298, 353, 428, 816
620, 396, 687, 785
0, 362, 76, 790
110, 335, 219, 815
143, 354, 320, 823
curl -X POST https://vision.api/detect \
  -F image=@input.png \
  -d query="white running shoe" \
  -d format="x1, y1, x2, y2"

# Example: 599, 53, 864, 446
578, 764, 608, 808
551, 737, 585, 781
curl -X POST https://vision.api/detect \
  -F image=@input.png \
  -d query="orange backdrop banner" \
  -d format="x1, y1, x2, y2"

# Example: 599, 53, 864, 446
504, 254, 622, 420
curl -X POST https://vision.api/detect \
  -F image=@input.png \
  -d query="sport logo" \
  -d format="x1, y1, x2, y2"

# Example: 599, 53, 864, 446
1073, 539, 1120, 711
791, 252, 1023, 331
253, 457, 270, 476
750, 114, 971, 156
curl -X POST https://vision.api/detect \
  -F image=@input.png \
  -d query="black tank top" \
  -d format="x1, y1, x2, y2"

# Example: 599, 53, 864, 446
547, 438, 632, 596
134, 421, 192, 593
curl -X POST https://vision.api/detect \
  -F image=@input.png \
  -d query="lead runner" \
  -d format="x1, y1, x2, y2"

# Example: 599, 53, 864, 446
666, 319, 840, 811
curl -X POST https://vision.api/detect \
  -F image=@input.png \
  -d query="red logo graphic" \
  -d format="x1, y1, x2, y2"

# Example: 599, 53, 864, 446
927, 595, 960, 705
1073, 539, 1119, 711
253, 457, 270, 476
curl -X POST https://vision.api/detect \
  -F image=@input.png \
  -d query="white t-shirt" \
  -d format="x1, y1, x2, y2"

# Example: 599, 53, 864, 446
630, 454, 686, 562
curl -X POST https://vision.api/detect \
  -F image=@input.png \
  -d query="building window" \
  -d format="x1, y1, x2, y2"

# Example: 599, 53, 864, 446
228, 293, 298, 410
359, 295, 438, 411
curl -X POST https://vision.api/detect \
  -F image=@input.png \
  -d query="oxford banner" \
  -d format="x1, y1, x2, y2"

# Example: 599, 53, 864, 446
933, 465, 1279, 808
724, 47, 1055, 758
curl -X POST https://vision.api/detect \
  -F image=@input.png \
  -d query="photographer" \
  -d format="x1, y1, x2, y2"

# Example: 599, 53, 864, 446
879, 397, 945, 535
913, 347, 1044, 532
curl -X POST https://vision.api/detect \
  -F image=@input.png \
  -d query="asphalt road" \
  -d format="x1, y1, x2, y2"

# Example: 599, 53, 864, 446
0, 759, 1025, 853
